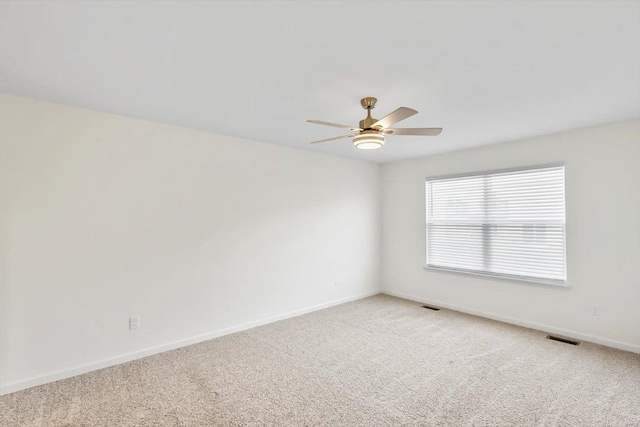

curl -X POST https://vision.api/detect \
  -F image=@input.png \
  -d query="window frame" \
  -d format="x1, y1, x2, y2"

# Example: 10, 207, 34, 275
424, 163, 568, 287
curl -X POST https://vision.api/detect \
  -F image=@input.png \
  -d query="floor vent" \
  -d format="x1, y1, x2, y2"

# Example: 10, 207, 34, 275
421, 305, 441, 311
546, 335, 580, 346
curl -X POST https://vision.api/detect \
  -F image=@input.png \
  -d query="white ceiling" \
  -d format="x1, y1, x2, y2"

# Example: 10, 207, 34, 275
1, 1, 639, 163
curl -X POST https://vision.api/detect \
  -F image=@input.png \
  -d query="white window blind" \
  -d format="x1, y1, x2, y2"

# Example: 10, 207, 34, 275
426, 165, 566, 285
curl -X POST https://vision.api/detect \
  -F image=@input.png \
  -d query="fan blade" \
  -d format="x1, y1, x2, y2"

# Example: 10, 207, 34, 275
310, 134, 355, 144
307, 120, 361, 131
371, 107, 418, 129
384, 127, 443, 136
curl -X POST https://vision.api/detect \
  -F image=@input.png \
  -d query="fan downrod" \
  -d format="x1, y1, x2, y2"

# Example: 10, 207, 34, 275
360, 97, 379, 129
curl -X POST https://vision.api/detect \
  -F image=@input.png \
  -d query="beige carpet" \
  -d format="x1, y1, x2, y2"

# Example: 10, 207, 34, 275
1, 295, 639, 426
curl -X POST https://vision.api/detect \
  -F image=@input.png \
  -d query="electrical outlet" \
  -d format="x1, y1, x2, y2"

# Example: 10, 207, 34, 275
589, 305, 601, 316
334, 277, 341, 287
129, 316, 140, 330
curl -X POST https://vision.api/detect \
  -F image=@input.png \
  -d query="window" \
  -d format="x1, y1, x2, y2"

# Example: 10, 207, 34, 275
426, 165, 566, 285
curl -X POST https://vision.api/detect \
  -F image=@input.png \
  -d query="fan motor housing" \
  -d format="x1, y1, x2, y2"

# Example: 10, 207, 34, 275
359, 117, 378, 129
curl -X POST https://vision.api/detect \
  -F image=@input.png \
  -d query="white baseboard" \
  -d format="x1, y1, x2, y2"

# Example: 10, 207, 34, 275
381, 289, 640, 354
0, 290, 381, 396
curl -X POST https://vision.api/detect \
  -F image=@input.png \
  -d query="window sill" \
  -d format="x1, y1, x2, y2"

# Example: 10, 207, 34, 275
423, 265, 569, 288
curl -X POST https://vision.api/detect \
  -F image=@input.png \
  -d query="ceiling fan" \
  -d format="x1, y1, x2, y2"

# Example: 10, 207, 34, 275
307, 97, 442, 150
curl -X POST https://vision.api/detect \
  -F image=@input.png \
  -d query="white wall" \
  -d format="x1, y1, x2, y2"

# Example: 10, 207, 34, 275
0, 94, 381, 393
382, 120, 640, 352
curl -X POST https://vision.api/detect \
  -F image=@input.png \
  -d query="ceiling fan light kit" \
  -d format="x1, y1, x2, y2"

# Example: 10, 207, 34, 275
353, 132, 385, 150
307, 97, 442, 150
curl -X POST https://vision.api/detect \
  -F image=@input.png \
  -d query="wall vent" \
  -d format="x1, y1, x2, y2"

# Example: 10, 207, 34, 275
546, 335, 580, 346
421, 305, 441, 311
